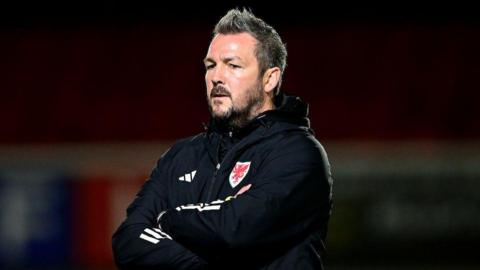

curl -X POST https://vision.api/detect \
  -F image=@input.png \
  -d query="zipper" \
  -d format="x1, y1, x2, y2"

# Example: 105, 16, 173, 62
206, 137, 222, 202
206, 163, 220, 202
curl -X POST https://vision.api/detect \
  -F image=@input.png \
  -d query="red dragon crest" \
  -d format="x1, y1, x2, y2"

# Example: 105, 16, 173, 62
229, 161, 251, 188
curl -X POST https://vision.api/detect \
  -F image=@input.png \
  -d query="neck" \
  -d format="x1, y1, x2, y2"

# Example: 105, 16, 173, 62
249, 96, 275, 120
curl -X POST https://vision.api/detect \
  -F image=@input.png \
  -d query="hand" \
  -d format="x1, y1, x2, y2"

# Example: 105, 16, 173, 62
235, 184, 251, 196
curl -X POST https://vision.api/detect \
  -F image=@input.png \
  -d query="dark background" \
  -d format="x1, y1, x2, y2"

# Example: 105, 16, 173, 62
0, 2, 479, 269
1, 2, 479, 142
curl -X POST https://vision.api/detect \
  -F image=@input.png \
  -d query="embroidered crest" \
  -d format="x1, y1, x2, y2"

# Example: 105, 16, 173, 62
229, 161, 251, 188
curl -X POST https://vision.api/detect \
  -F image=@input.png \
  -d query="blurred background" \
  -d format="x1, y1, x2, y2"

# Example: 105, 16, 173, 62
1, 1, 479, 269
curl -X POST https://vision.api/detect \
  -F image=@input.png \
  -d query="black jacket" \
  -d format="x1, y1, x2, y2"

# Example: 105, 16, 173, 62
112, 94, 333, 269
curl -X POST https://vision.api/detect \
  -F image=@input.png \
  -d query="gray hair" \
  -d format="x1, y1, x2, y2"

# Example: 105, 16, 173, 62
213, 8, 287, 96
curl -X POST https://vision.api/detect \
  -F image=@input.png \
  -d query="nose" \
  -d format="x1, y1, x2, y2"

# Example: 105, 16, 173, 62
209, 65, 225, 86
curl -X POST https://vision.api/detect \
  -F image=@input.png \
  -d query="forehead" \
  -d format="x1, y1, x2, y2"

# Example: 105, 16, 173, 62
207, 33, 258, 60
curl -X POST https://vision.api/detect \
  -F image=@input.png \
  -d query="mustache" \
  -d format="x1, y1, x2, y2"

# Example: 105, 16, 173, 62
210, 85, 231, 98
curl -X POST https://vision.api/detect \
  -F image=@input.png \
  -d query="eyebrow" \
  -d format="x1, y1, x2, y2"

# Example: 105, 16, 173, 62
203, 56, 243, 64
203, 57, 214, 64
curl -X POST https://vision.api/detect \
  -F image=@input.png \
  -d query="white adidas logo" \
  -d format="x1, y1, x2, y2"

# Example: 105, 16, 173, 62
179, 170, 197, 182
139, 228, 172, 244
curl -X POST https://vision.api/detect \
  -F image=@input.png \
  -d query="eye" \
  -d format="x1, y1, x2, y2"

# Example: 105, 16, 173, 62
205, 64, 215, 70
229, 63, 241, 69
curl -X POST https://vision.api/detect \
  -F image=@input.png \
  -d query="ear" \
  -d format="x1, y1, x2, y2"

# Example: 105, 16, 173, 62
262, 67, 281, 95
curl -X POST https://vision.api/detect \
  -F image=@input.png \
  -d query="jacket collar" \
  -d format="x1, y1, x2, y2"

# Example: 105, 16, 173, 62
205, 93, 310, 139
203, 93, 312, 166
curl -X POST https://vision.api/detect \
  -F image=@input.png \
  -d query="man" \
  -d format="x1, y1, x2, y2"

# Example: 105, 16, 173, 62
112, 8, 333, 269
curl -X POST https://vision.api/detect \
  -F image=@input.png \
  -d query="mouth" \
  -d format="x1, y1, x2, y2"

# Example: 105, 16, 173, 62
211, 94, 229, 99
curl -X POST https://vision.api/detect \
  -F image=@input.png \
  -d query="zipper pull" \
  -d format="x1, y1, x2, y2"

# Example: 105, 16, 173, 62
216, 163, 221, 170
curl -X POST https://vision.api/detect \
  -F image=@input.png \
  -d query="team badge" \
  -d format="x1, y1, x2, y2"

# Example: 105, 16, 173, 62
229, 161, 251, 188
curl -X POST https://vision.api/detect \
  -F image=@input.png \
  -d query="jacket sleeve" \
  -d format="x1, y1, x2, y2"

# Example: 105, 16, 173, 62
112, 147, 207, 269
159, 134, 333, 259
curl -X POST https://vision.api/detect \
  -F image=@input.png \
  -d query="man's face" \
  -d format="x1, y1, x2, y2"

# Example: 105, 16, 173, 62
204, 33, 265, 127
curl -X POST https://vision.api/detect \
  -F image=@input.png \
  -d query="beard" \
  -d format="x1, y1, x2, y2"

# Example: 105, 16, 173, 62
207, 81, 265, 130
